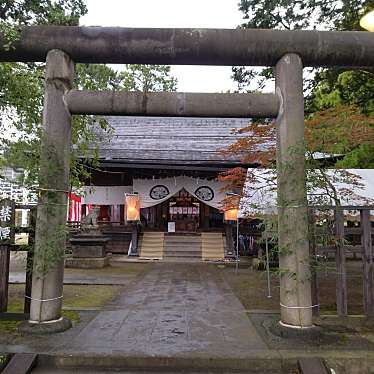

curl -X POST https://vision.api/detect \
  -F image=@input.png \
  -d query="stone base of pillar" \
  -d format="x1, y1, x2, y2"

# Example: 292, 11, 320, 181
65, 256, 110, 269
274, 321, 322, 339
18, 316, 72, 334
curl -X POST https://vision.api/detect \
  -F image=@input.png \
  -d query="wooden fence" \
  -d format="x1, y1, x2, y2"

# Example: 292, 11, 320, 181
0, 204, 36, 317
309, 206, 374, 317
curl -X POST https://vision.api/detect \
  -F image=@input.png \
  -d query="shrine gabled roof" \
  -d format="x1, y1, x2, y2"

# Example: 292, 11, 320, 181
96, 116, 253, 166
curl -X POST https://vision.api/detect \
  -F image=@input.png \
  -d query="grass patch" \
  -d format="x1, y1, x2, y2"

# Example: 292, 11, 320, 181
2, 284, 117, 336
222, 261, 369, 315
222, 267, 280, 311
65, 263, 149, 276
62, 310, 80, 323
7, 284, 122, 312
63, 285, 121, 309
7, 296, 24, 313
0, 320, 20, 334
0, 309, 80, 337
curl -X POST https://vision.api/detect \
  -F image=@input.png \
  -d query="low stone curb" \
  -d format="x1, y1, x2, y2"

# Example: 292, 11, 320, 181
35, 350, 374, 373
37, 351, 283, 372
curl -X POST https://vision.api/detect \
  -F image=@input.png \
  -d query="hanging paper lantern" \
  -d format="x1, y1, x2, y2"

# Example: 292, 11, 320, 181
224, 208, 238, 222
223, 192, 240, 222
125, 193, 140, 222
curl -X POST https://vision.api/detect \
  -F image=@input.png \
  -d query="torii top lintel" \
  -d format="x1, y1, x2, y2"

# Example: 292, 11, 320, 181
0, 26, 373, 67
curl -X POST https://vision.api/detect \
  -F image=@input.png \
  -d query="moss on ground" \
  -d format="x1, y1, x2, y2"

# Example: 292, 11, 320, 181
0, 310, 80, 338
221, 261, 369, 314
221, 266, 280, 311
65, 263, 149, 276
7, 284, 122, 312
6, 297, 24, 313
0, 320, 21, 334
2, 262, 142, 338
62, 284, 121, 309
62, 310, 80, 323
1, 284, 118, 337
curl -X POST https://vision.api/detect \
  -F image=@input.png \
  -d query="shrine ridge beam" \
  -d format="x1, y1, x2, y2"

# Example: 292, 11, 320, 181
0, 26, 373, 67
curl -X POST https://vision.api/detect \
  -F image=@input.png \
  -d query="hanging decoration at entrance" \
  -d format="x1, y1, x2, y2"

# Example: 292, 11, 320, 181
133, 176, 227, 209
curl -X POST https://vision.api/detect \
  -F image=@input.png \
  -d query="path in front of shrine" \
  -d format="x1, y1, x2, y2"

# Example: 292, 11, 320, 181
56, 262, 267, 357
8, 261, 374, 373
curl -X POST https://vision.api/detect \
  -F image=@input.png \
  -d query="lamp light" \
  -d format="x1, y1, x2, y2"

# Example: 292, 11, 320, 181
125, 193, 140, 222
224, 208, 238, 221
360, 9, 374, 32
224, 192, 240, 222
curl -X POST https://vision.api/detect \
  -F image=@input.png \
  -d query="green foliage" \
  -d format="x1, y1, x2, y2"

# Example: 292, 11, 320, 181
0, 0, 87, 26
235, 0, 374, 91
336, 144, 374, 168
0, 0, 88, 188
307, 69, 374, 115
75, 64, 121, 91
238, 0, 372, 31
119, 64, 177, 92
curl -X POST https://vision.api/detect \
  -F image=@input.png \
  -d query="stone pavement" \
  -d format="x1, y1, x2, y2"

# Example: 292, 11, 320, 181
56, 263, 267, 357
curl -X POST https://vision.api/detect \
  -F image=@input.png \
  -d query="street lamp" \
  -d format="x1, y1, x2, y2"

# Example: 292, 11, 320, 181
360, 10, 374, 32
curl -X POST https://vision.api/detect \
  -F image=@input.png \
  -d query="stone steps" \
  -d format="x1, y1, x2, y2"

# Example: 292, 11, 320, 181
201, 232, 225, 260
161, 257, 203, 263
163, 251, 201, 258
164, 244, 201, 251
163, 234, 201, 259
139, 232, 164, 259
138, 233, 225, 261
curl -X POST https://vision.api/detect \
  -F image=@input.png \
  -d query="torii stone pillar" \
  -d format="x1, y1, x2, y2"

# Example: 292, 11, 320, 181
276, 53, 313, 329
20, 50, 74, 333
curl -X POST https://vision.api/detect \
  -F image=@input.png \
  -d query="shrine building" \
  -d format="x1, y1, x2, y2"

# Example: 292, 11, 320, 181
78, 116, 251, 260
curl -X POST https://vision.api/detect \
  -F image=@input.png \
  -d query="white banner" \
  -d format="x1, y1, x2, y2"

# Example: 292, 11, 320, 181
133, 176, 227, 209
82, 186, 132, 205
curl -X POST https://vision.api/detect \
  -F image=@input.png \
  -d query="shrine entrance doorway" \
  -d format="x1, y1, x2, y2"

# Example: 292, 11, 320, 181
168, 189, 201, 232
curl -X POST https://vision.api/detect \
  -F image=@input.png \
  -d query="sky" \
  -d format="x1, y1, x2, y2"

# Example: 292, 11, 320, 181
80, 0, 246, 93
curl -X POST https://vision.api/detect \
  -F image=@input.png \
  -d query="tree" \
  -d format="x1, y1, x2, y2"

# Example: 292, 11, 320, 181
0, 0, 86, 25
0, 1, 178, 189
0, 0, 87, 186
119, 65, 177, 92
234, 0, 374, 91
232, 0, 374, 169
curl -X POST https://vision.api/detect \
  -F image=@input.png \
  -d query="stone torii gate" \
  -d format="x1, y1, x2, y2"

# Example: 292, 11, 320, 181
0, 26, 373, 333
